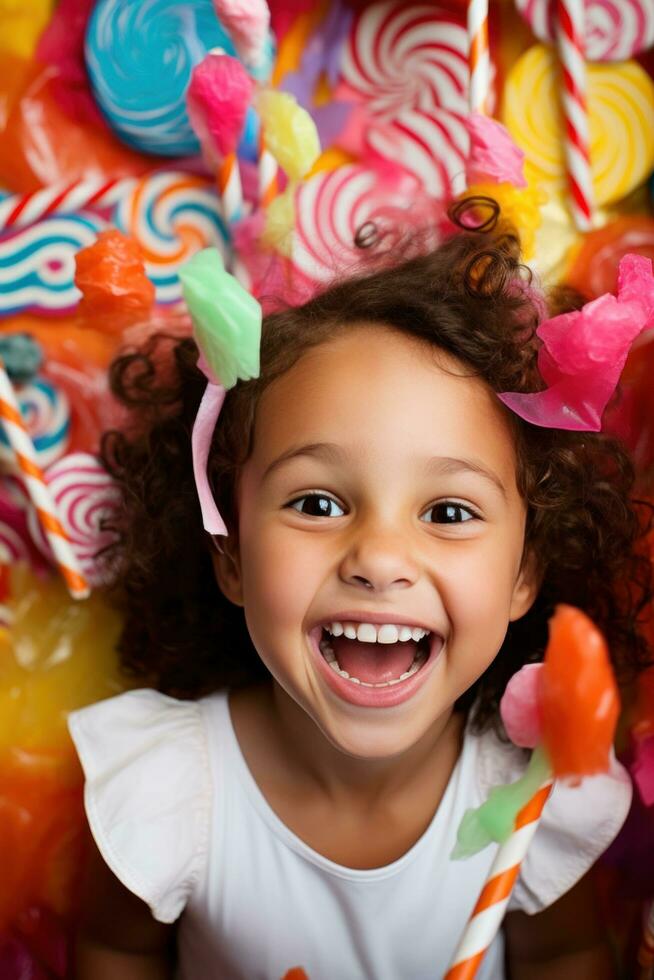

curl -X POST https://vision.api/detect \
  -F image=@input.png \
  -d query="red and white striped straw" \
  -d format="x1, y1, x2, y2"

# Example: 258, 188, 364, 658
445, 780, 553, 980
468, 0, 490, 114
0, 362, 89, 600
556, 0, 595, 231
0, 177, 136, 232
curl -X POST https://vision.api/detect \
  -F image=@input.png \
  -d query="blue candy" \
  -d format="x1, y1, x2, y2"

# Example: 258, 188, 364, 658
85, 0, 238, 157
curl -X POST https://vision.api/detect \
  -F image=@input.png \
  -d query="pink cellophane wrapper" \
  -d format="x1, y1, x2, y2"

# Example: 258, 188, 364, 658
499, 663, 544, 748
633, 735, 654, 806
187, 54, 253, 165
213, 0, 270, 69
465, 113, 527, 189
499, 255, 654, 430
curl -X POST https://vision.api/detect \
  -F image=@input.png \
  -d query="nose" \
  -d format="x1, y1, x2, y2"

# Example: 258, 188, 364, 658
338, 519, 419, 593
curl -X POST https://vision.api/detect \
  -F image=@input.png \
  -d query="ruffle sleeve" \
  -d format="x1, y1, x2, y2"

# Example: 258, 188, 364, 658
475, 731, 632, 915
67, 688, 211, 924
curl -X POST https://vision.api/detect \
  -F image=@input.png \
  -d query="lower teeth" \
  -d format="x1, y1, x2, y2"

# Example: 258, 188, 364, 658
318, 638, 428, 687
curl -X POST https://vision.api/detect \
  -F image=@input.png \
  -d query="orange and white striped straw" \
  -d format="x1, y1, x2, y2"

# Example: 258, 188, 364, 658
468, 0, 490, 114
259, 133, 279, 209
0, 362, 89, 600
217, 152, 243, 224
445, 779, 553, 980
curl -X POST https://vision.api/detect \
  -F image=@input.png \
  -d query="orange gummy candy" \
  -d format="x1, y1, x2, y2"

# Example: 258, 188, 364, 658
281, 970, 310, 980
540, 605, 620, 779
74, 230, 155, 331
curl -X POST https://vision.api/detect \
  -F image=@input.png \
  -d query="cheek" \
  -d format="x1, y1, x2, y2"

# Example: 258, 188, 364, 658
239, 526, 327, 633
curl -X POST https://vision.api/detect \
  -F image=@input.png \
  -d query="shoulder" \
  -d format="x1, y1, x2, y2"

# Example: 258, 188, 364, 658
465, 724, 632, 914
68, 688, 223, 923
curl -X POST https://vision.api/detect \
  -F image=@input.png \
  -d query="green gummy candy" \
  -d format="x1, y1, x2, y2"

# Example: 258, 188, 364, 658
451, 746, 551, 860
179, 248, 261, 390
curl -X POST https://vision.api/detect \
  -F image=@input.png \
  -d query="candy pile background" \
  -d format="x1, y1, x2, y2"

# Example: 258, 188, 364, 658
2, 0, 654, 976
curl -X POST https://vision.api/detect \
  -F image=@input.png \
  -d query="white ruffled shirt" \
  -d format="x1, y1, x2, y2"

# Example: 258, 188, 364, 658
68, 689, 632, 980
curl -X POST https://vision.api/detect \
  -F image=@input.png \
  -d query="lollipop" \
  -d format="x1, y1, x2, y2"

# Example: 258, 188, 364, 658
339, 1, 469, 118
291, 163, 440, 284
0, 477, 49, 573
0, 213, 108, 315
515, 0, 654, 62
26, 453, 121, 588
565, 215, 654, 298
448, 605, 620, 978
0, 376, 70, 471
84, 0, 237, 156
502, 45, 654, 207
111, 172, 230, 304
365, 107, 469, 198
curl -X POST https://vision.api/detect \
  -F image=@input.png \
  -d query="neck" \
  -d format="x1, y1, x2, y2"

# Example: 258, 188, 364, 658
265, 680, 465, 812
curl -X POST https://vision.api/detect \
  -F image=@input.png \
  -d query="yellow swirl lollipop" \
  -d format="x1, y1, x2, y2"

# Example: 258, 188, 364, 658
502, 45, 654, 207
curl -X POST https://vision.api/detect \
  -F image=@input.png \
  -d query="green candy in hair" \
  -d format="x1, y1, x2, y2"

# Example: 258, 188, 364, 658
179, 248, 261, 389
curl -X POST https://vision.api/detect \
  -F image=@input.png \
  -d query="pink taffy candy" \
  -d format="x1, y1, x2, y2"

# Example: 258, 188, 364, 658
500, 254, 654, 430
213, 0, 270, 72
500, 663, 544, 748
187, 54, 253, 168
465, 113, 527, 189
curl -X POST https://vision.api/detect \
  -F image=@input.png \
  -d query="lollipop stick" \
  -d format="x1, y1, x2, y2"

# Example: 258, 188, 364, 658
0, 178, 135, 231
259, 132, 280, 209
445, 778, 553, 980
467, 0, 490, 115
217, 152, 244, 225
0, 362, 89, 600
556, 0, 595, 230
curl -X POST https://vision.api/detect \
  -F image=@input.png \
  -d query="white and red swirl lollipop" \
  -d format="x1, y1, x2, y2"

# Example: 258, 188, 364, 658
26, 453, 121, 587
338, 1, 472, 199
291, 163, 446, 284
515, 0, 654, 62
340, 1, 469, 117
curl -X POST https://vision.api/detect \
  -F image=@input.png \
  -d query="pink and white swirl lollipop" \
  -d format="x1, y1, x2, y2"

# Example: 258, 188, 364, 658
27, 452, 121, 587
292, 163, 444, 284
0, 476, 49, 572
339, 1, 469, 118
365, 106, 469, 198
515, 0, 654, 62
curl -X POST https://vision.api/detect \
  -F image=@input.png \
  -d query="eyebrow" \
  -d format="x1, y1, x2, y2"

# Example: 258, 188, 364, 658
262, 442, 508, 499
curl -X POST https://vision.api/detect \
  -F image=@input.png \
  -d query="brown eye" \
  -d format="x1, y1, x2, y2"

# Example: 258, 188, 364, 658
288, 494, 345, 518
422, 502, 477, 524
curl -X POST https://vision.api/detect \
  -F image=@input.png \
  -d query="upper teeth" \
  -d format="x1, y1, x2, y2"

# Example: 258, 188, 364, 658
325, 622, 429, 644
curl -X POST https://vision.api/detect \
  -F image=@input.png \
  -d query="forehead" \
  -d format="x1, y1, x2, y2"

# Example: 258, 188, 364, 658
252, 324, 518, 480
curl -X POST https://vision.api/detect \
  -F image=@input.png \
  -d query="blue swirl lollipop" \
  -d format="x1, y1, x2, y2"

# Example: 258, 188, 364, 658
85, 0, 238, 156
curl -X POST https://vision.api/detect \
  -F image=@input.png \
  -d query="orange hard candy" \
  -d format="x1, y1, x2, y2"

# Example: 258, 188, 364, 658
541, 605, 620, 779
74, 230, 155, 331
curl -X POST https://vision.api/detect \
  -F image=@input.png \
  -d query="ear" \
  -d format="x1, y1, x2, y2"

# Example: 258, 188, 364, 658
509, 548, 541, 622
210, 533, 244, 607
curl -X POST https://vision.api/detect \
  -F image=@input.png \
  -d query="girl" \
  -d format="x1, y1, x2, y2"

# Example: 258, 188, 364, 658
69, 214, 651, 980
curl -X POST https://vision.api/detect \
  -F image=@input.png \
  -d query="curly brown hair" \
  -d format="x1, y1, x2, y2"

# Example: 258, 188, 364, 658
100, 208, 653, 733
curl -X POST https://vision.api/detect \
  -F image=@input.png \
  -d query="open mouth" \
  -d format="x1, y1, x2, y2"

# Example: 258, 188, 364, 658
317, 625, 433, 689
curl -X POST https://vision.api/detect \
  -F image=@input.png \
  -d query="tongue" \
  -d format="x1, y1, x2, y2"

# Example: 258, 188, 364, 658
331, 637, 418, 683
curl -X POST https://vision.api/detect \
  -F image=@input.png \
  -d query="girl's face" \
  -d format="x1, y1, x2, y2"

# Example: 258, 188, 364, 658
216, 324, 538, 759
